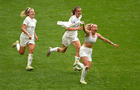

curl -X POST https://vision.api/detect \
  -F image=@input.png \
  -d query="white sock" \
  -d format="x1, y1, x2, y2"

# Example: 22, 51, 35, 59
74, 65, 80, 69
80, 66, 87, 81
27, 54, 33, 66
50, 47, 59, 52
16, 43, 20, 51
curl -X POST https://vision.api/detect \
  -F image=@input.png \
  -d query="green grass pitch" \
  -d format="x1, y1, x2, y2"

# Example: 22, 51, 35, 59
0, 0, 139, 90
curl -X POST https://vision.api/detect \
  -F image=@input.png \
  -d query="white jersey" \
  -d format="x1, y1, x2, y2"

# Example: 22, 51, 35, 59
21, 16, 37, 40
63, 15, 82, 38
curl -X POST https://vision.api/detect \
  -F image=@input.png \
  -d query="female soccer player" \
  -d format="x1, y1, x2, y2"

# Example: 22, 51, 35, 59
12, 7, 38, 71
79, 23, 119, 84
47, 6, 83, 71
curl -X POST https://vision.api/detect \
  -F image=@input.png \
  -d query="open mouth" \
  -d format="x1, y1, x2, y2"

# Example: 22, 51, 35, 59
78, 13, 81, 15
95, 30, 97, 32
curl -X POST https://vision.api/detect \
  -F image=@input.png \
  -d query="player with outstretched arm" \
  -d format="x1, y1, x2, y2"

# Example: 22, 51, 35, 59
78, 23, 119, 84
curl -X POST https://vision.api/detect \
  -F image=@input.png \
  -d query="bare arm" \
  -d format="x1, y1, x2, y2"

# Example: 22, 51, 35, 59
82, 23, 90, 34
97, 33, 119, 47
65, 26, 82, 31
21, 24, 31, 39
34, 32, 38, 40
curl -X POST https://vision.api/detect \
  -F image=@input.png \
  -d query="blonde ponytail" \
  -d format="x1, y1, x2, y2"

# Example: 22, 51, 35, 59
85, 24, 92, 31
20, 7, 31, 17
20, 10, 26, 17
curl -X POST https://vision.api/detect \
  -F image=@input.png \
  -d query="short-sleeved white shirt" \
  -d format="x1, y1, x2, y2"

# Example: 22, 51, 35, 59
21, 16, 37, 39
64, 15, 82, 38
68, 15, 82, 28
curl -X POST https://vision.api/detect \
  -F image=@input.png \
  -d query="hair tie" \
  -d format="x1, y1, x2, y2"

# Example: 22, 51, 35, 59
27, 8, 31, 12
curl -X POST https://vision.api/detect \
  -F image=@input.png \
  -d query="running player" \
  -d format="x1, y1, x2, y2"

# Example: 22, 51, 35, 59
79, 23, 119, 84
12, 7, 38, 71
47, 6, 83, 71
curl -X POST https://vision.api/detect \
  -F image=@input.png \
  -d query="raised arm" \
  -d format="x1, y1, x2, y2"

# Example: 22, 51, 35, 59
82, 23, 90, 34
97, 33, 119, 47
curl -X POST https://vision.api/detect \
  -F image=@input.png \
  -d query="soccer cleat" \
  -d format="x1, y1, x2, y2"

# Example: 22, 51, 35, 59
73, 66, 82, 71
73, 60, 82, 71
11, 40, 19, 48
80, 80, 87, 84
85, 66, 89, 71
73, 60, 80, 67
46, 47, 51, 57
26, 66, 34, 71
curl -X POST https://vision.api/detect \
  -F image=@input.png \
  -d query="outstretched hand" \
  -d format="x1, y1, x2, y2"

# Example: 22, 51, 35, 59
113, 44, 119, 48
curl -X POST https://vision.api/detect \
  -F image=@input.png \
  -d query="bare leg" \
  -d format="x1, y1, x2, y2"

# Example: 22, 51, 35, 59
81, 57, 92, 70
80, 56, 92, 84
28, 44, 35, 54
47, 44, 68, 56
57, 44, 67, 53
72, 41, 81, 57
19, 46, 26, 55
12, 40, 26, 55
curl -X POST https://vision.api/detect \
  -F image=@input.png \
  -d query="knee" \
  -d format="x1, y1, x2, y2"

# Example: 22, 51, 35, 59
19, 51, 24, 55
29, 48, 34, 54
59, 48, 66, 53
61, 50, 66, 53
76, 46, 81, 50
87, 66, 91, 70
29, 50, 34, 54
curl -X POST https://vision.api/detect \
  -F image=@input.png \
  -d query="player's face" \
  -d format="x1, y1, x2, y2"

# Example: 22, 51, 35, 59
75, 8, 82, 18
29, 9, 35, 19
91, 24, 98, 33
